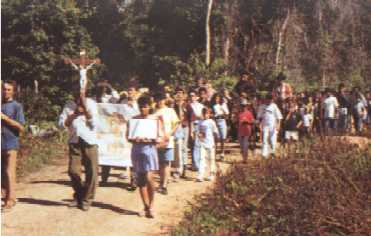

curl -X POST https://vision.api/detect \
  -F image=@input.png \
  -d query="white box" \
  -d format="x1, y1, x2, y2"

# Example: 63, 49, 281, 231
128, 118, 159, 140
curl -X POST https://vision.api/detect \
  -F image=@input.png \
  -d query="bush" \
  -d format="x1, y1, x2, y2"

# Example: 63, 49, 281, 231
172, 138, 371, 235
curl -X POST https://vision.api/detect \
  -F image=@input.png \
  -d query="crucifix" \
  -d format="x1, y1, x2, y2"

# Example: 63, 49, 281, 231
64, 49, 101, 94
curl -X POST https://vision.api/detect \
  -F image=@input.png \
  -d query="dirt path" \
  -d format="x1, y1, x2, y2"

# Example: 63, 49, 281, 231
1, 145, 241, 236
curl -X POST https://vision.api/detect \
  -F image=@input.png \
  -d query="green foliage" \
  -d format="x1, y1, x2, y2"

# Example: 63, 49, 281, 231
2, 0, 371, 123
154, 53, 237, 91
2, 0, 99, 122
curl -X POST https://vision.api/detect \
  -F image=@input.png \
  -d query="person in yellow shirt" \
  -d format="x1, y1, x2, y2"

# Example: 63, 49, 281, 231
154, 93, 180, 195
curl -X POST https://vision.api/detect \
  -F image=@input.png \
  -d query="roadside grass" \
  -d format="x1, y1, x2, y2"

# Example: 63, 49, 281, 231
16, 131, 68, 178
172, 138, 371, 236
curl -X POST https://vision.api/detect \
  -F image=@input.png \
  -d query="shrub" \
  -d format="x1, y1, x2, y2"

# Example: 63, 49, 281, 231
172, 138, 371, 235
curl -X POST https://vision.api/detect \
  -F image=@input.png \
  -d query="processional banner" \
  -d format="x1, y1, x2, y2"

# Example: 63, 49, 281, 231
96, 103, 132, 167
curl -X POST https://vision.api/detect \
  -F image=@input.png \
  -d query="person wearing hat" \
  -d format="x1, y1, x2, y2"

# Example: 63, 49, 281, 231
238, 99, 255, 163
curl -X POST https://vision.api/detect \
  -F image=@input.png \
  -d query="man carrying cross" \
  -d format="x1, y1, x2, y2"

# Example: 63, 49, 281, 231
60, 49, 101, 211
65, 49, 100, 95
58, 85, 99, 211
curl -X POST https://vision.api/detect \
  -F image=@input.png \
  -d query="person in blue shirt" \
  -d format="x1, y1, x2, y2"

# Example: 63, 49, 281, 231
194, 108, 219, 182
1, 80, 25, 211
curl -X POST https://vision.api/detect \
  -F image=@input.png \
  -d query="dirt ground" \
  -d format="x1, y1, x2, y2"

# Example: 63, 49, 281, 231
1, 144, 241, 236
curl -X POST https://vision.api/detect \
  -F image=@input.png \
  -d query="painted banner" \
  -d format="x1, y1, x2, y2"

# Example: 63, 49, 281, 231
96, 103, 133, 167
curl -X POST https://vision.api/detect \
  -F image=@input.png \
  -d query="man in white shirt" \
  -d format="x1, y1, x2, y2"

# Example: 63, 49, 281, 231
322, 89, 339, 135
257, 95, 283, 158
59, 90, 99, 211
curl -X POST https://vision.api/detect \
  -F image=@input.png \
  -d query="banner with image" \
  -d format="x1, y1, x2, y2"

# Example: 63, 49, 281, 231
96, 103, 132, 167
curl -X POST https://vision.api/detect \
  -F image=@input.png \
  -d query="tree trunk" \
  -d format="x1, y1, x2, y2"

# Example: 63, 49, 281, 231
275, 9, 291, 71
322, 71, 326, 88
205, 0, 213, 66
34, 79, 39, 94
223, 36, 230, 63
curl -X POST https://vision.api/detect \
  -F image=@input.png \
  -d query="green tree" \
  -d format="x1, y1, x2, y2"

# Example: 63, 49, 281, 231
2, 0, 99, 122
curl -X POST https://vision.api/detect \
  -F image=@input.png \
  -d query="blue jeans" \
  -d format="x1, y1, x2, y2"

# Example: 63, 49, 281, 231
354, 115, 363, 132
191, 121, 200, 170
181, 126, 189, 165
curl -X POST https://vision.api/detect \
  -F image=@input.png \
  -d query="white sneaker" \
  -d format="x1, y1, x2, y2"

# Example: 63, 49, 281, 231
173, 173, 180, 179
119, 173, 128, 179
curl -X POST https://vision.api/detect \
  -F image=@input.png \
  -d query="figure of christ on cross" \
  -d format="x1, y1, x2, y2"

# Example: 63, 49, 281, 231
64, 49, 101, 95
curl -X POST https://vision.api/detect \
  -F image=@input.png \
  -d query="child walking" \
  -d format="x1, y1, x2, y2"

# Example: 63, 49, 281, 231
128, 96, 159, 218
195, 108, 219, 182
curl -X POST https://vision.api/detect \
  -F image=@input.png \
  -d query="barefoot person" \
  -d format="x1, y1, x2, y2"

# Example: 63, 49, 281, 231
58, 89, 99, 211
1, 80, 25, 211
128, 96, 159, 218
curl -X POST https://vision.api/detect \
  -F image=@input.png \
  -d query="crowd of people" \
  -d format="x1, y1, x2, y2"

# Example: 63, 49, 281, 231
2, 74, 371, 217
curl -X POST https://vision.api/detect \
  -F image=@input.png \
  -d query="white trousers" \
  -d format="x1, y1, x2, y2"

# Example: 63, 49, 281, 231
197, 146, 216, 179
175, 139, 184, 173
261, 126, 278, 158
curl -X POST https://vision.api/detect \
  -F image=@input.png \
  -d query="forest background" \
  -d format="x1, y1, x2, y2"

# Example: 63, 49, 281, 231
2, 0, 371, 122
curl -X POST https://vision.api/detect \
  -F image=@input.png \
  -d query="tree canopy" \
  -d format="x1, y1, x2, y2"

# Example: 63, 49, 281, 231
2, 0, 371, 121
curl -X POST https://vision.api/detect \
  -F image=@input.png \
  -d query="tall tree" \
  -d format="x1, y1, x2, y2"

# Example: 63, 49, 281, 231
2, 0, 99, 121
205, 0, 213, 66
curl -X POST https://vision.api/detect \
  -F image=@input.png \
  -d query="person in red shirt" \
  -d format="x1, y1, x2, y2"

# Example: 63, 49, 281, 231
238, 99, 255, 163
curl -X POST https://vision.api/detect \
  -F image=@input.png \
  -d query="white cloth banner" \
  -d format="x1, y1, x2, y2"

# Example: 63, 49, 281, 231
96, 103, 132, 167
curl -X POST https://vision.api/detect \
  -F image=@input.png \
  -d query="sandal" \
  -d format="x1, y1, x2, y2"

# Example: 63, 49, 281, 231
144, 206, 154, 219
2, 199, 16, 212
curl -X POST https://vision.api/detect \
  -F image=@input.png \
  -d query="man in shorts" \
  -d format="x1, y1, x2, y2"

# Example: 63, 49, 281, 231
282, 105, 302, 156
1, 80, 25, 211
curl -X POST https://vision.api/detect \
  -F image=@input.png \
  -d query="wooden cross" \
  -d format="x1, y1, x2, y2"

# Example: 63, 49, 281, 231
64, 49, 101, 96
63, 49, 101, 67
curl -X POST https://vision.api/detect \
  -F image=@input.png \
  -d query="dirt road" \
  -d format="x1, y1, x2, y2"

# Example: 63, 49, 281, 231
1, 145, 241, 236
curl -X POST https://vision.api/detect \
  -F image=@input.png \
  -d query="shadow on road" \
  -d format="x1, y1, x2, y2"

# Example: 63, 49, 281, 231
30, 180, 135, 192
30, 180, 71, 186
91, 201, 139, 215
60, 199, 139, 215
18, 197, 67, 206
